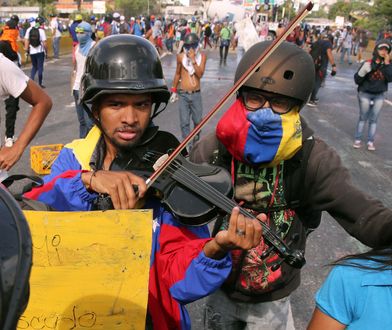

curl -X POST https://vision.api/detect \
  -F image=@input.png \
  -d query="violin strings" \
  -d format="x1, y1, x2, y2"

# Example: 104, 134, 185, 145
143, 152, 278, 242
143, 152, 280, 244
166, 160, 280, 243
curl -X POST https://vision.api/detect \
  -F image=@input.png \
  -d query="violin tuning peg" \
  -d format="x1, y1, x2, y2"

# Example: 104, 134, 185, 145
277, 223, 289, 234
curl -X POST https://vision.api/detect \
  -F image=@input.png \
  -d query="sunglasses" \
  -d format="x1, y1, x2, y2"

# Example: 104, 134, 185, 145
242, 90, 300, 114
183, 43, 198, 50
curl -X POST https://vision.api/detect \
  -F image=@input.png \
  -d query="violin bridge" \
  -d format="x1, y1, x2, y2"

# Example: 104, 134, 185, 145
153, 154, 169, 171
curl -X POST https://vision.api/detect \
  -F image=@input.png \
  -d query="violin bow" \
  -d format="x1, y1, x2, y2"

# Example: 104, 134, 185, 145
146, 1, 314, 187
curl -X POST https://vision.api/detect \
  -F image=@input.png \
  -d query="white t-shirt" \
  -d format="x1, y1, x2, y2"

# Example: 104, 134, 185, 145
0, 54, 29, 100
25, 27, 47, 54
50, 19, 62, 38
73, 42, 96, 91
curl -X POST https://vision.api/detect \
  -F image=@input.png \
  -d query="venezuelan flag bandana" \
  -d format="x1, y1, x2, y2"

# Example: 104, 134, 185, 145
216, 98, 302, 167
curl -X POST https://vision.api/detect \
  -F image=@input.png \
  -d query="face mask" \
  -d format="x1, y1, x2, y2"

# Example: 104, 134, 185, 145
216, 98, 302, 167
77, 33, 90, 45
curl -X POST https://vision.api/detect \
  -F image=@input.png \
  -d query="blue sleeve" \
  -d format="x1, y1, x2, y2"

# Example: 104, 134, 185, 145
315, 265, 358, 326
150, 201, 232, 305
25, 148, 97, 211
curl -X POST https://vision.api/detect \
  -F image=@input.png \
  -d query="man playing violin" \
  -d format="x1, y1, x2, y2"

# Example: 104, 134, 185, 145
24, 35, 263, 329
190, 41, 392, 329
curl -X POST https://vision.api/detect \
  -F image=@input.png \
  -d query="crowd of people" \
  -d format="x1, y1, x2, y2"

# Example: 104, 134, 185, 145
0, 9, 392, 330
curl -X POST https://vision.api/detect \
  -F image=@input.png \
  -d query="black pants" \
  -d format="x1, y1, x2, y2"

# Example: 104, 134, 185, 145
220, 44, 229, 61
5, 96, 20, 138
310, 69, 326, 101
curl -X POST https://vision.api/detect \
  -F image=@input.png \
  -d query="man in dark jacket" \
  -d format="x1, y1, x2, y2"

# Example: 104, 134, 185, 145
190, 41, 392, 329
307, 32, 337, 107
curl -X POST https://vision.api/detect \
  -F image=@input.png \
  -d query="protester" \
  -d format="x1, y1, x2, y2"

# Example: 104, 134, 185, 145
190, 41, 392, 329
308, 248, 392, 329
132, 16, 144, 37
339, 26, 353, 65
24, 17, 47, 88
119, 15, 130, 34
219, 21, 231, 65
0, 53, 52, 170
165, 18, 175, 53
69, 14, 83, 64
170, 33, 207, 147
353, 39, 392, 151
0, 18, 22, 147
203, 22, 213, 50
356, 29, 369, 63
111, 12, 121, 35
307, 32, 337, 107
49, 13, 62, 59
72, 22, 95, 138
23, 35, 263, 329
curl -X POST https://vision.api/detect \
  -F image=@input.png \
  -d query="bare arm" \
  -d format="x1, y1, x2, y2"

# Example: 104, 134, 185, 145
171, 54, 182, 90
192, 52, 206, 79
0, 80, 52, 170
327, 48, 336, 73
307, 308, 346, 330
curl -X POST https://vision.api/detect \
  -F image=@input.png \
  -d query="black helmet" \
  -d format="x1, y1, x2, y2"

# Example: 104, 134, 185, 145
35, 16, 45, 25
80, 34, 170, 117
374, 39, 391, 54
104, 13, 113, 23
0, 184, 32, 329
235, 41, 315, 108
10, 14, 19, 23
184, 32, 199, 45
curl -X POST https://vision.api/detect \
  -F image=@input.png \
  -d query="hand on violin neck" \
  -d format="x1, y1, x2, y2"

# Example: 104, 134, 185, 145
203, 207, 264, 260
81, 170, 147, 210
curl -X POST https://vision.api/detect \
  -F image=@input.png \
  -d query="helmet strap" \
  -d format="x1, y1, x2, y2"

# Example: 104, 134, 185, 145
151, 102, 167, 119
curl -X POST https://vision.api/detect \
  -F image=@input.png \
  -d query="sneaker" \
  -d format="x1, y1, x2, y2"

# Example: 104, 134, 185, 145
39, 84, 46, 89
367, 142, 376, 151
353, 140, 361, 149
4, 137, 13, 147
307, 100, 317, 107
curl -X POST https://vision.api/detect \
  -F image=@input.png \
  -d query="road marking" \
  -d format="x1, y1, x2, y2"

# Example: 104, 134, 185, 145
358, 161, 372, 168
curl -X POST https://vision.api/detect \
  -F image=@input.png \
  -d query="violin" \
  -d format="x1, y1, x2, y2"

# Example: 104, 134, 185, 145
108, 150, 305, 269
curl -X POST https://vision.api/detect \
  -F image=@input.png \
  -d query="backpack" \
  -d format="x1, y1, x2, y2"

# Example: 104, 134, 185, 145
310, 41, 322, 71
29, 27, 41, 48
205, 26, 212, 37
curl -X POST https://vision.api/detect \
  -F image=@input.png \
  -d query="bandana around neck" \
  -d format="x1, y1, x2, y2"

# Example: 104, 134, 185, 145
216, 98, 302, 167
181, 50, 202, 76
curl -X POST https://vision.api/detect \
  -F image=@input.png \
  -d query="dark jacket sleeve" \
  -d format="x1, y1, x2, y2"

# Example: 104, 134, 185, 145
304, 138, 392, 247
381, 63, 392, 83
189, 132, 220, 163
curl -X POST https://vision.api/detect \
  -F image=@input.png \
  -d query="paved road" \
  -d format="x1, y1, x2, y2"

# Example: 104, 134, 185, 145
4, 47, 392, 330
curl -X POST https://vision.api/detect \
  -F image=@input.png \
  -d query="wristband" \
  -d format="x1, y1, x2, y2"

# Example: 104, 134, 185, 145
88, 170, 98, 190
171, 87, 177, 93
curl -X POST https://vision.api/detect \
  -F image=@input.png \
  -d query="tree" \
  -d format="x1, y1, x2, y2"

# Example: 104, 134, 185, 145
371, 0, 392, 27
115, 0, 158, 17
328, 0, 352, 21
